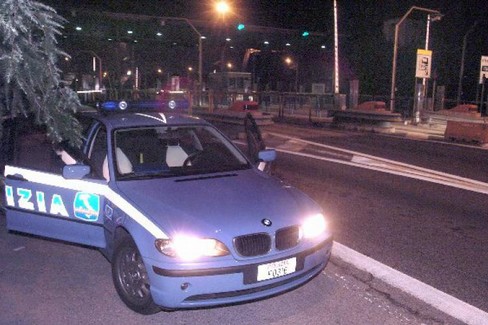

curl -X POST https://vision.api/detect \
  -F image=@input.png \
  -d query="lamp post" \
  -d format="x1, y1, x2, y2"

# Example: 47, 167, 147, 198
159, 17, 203, 111
389, 6, 441, 112
333, 0, 339, 95
457, 21, 479, 105
285, 57, 298, 92
164, 18, 202, 94
215, 1, 231, 73
80, 50, 103, 92
421, 13, 442, 114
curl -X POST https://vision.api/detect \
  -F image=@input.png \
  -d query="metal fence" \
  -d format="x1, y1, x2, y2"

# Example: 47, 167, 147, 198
81, 87, 480, 120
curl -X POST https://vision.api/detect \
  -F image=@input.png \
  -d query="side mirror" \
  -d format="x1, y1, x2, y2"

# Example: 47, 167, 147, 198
258, 149, 276, 162
63, 164, 91, 179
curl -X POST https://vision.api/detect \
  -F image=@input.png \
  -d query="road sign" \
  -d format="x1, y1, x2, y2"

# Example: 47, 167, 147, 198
415, 49, 432, 78
479, 55, 488, 84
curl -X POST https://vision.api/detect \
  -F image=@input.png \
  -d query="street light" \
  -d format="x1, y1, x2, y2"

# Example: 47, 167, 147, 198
163, 3, 230, 92
80, 50, 102, 91
457, 21, 479, 105
215, 1, 231, 19
285, 57, 298, 92
333, 0, 339, 95
159, 16, 203, 110
421, 13, 442, 114
389, 6, 442, 112
166, 18, 202, 91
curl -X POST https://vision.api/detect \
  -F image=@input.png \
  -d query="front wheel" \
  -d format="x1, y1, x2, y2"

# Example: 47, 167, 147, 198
112, 235, 160, 314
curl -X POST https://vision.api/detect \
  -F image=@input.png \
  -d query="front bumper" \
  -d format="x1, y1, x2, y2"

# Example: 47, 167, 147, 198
147, 237, 333, 309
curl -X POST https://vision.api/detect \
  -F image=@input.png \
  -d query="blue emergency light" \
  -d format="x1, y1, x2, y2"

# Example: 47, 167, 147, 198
100, 100, 165, 112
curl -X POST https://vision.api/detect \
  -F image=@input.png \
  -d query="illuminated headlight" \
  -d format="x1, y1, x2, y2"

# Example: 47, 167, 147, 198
301, 213, 327, 239
155, 236, 230, 260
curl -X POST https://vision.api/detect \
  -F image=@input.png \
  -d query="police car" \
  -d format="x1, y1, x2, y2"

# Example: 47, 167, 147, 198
3, 101, 333, 314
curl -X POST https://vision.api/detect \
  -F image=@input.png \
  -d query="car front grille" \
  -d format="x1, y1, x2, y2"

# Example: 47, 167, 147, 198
234, 226, 301, 257
276, 226, 300, 250
234, 233, 271, 257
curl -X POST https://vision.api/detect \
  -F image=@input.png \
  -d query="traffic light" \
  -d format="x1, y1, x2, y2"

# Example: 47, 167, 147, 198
302, 31, 310, 37
237, 23, 245, 31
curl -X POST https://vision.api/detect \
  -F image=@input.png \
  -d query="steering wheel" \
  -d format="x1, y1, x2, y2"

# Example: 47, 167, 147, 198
183, 150, 203, 167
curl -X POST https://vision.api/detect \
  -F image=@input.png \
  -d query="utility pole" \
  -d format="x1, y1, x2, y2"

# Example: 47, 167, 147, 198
457, 21, 479, 105
390, 6, 441, 112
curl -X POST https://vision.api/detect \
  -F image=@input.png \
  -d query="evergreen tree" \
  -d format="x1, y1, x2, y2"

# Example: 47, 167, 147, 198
0, 0, 82, 147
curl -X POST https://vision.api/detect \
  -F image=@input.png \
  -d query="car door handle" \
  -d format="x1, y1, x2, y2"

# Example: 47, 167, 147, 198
6, 174, 27, 182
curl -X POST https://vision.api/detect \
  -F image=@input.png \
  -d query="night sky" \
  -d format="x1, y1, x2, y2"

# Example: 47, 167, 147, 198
43, 0, 488, 30
42, 0, 488, 100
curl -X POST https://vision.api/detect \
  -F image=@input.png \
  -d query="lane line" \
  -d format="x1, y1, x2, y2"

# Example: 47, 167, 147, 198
263, 133, 488, 195
332, 241, 488, 325
276, 147, 488, 195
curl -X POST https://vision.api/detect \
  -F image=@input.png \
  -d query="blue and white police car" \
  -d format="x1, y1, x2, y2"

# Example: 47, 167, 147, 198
3, 101, 333, 314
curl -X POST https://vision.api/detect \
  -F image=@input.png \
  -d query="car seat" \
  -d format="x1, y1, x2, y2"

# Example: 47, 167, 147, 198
102, 147, 133, 181
166, 139, 188, 167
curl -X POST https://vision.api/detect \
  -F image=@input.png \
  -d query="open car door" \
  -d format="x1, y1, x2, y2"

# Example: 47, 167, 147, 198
4, 165, 107, 248
244, 113, 273, 173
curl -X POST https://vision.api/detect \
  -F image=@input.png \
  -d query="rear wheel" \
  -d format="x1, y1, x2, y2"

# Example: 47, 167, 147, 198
112, 235, 160, 314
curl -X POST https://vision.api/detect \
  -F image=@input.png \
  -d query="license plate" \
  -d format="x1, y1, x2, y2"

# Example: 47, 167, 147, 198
257, 257, 297, 282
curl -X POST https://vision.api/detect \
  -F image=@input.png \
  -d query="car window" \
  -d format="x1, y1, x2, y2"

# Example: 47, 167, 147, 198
113, 125, 250, 180
87, 126, 108, 180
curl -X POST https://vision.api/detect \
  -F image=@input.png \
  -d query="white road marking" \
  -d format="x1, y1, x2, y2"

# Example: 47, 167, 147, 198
266, 132, 488, 195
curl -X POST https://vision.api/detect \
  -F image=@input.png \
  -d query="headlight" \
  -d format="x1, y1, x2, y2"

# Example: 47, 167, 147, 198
155, 236, 230, 260
301, 213, 327, 239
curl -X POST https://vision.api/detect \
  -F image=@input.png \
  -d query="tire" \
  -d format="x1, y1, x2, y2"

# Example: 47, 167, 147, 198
112, 235, 160, 314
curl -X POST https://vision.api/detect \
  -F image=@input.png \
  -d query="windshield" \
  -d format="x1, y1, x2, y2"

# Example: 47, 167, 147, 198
112, 125, 250, 180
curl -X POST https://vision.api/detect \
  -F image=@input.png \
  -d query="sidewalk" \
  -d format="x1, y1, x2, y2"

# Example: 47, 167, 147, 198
390, 120, 447, 141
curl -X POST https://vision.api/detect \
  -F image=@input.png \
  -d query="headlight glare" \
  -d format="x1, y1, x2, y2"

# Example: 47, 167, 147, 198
155, 236, 229, 260
301, 213, 327, 239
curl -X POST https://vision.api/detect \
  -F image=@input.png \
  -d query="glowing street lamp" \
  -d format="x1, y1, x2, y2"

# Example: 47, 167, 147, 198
285, 57, 298, 92
215, 1, 230, 18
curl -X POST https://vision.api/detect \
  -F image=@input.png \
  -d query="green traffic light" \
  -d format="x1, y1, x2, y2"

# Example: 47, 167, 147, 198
302, 31, 310, 37
237, 23, 245, 31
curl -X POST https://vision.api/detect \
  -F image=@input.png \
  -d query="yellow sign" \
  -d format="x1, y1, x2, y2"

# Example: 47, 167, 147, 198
479, 56, 488, 84
415, 49, 432, 79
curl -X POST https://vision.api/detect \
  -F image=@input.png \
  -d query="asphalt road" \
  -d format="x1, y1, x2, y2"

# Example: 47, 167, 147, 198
1, 122, 485, 324
261, 123, 488, 313
0, 214, 460, 325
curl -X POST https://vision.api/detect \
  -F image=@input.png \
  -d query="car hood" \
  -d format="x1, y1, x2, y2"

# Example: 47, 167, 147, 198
115, 169, 319, 240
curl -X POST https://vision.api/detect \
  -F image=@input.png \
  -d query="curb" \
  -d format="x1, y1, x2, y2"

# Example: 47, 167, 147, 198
332, 241, 488, 325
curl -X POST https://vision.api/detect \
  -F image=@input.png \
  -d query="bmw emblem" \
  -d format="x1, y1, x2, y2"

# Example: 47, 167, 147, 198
261, 218, 272, 227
